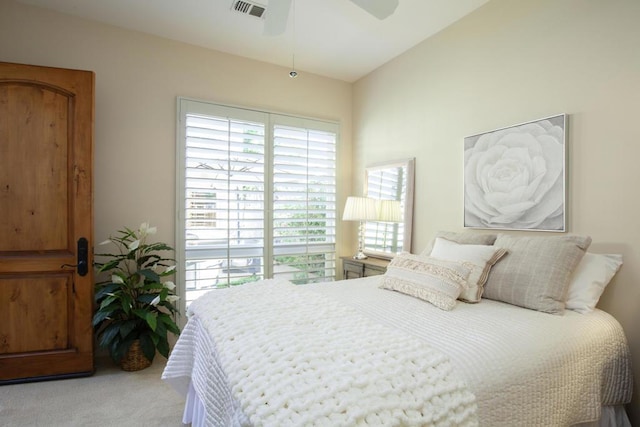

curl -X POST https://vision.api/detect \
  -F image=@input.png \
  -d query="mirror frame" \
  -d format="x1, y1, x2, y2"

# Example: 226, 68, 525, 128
363, 158, 415, 259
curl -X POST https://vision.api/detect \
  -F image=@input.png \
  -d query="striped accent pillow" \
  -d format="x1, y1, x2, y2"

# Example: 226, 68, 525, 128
483, 234, 592, 314
380, 253, 470, 311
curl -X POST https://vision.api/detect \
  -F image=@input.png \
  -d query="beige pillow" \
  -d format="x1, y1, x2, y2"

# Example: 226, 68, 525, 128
380, 252, 470, 311
421, 231, 497, 256
430, 237, 507, 303
483, 234, 592, 314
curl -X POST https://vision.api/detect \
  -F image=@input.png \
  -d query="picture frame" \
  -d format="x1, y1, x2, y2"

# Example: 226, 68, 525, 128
463, 114, 567, 232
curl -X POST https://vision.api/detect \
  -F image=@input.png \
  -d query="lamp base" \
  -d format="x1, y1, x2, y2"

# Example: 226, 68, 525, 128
353, 252, 368, 260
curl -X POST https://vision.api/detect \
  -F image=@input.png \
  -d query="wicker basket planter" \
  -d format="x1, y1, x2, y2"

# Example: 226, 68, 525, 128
120, 339, 152, 371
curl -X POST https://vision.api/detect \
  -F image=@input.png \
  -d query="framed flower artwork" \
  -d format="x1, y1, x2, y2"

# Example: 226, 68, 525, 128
464, 114, 566, 232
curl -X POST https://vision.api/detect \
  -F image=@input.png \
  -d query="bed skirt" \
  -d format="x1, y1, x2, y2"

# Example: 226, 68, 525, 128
182, 382, 207, 427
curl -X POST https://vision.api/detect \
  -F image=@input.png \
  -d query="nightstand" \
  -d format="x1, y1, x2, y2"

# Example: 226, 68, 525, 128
341, 256, 390, 279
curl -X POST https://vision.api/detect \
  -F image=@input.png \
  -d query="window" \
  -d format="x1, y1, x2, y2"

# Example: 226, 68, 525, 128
272, 124, 337, 284
177, 99, 337, 305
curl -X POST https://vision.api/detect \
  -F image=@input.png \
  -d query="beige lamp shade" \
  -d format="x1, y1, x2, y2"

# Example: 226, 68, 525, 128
376, 199, 402, 222
342, 196, 378, 221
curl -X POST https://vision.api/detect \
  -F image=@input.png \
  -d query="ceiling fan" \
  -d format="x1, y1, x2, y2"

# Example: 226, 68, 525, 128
263, 0, 400, 36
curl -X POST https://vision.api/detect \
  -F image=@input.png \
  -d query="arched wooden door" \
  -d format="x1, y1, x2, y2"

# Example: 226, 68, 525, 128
0, 62, 94, 383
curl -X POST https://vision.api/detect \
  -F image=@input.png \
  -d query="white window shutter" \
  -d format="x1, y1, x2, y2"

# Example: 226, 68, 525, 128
178, 100, 338, 305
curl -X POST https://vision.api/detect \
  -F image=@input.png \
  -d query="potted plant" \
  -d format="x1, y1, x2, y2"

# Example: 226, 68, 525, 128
93, 222, 180, 370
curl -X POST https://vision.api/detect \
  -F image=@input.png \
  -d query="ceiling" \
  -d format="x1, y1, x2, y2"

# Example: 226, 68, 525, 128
16, 0, 489, 82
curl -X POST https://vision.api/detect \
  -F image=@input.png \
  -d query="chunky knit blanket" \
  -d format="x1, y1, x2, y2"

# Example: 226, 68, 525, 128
167, 279, 478, 426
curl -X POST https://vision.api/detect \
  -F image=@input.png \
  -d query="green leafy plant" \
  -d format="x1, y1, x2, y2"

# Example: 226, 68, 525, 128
93, 222, 180, 365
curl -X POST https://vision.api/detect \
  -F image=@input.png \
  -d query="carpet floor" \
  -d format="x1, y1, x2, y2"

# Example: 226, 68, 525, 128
0, 357, 186, 426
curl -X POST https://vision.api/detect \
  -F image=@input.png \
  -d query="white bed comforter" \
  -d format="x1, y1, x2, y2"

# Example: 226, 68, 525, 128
164, 278, 477, 426
163, 276, 632, 426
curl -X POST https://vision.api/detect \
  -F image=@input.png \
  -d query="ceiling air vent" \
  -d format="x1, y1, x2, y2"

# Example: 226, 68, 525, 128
231, 0, 267, 19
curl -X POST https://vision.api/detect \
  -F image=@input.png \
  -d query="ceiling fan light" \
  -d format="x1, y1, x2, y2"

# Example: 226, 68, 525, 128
263, 0, 292, 36
349, 0, 399, 20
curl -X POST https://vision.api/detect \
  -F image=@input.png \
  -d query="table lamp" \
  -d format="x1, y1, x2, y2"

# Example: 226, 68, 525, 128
342, 196, 378, 259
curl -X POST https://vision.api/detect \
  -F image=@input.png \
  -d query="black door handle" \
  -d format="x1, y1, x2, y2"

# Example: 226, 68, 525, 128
77, 237, 88, 276
61, 237, 89, 276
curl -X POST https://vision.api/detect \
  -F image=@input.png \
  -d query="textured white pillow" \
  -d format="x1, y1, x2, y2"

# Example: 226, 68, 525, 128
430, 237, 507, 303
380, 253, 470, 311
565, 253, 623, 314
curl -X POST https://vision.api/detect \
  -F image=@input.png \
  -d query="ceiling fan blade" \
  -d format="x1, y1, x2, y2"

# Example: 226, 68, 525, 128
264, 0, 292, 36
349, 0, 399, 20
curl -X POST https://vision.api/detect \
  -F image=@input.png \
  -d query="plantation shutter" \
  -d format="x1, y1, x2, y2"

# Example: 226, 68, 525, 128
178, 99, 338, 305
272, 116, 337, 284
181, 102, 267, 304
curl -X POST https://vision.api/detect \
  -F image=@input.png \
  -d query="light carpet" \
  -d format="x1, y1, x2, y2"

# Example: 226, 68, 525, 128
0, 357, 185, 426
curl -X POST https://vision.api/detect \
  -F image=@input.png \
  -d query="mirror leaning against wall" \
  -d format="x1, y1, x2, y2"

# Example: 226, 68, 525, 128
364, 158, 415, 258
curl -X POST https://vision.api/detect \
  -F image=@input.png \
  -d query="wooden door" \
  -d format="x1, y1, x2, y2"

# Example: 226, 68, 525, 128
0, 62, 94, 383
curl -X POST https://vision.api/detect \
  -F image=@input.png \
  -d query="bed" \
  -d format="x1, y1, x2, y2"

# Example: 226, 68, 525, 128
163, 232, 633, 426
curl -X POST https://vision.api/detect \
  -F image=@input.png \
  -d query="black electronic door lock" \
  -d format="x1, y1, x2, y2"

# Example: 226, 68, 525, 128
76, 237, 88, 276
60, 237, 89, 276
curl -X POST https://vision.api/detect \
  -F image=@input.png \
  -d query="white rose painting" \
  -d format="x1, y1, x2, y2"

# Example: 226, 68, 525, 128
464, 114, 566, 231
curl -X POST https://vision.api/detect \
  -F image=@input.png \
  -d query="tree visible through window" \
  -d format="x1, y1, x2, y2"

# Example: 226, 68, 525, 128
177, 99, 337, 305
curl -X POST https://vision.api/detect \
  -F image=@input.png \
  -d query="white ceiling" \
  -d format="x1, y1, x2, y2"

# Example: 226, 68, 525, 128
16, 0, 489, 82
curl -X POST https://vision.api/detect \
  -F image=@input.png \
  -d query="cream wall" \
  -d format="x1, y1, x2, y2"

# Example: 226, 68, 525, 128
353, 0, 640, 419
0, 1, 353, 276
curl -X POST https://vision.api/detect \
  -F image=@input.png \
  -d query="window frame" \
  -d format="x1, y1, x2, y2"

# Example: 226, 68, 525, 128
176, 97, 339, 311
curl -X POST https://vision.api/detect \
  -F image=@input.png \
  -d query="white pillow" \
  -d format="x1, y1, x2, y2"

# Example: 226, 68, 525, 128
565, 253, 623, 314
429, 237, 507, 303
421, 231, 497, 256
380, 252, 470, 311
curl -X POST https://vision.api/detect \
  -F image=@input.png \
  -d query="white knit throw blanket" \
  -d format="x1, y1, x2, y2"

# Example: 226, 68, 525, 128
188, 279, 478, 426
